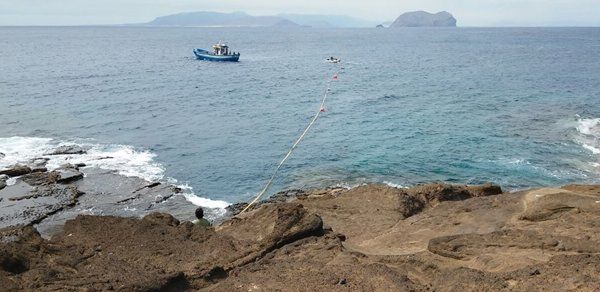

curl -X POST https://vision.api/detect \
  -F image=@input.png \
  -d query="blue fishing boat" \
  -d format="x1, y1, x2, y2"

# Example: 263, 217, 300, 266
193, 42, 240, 62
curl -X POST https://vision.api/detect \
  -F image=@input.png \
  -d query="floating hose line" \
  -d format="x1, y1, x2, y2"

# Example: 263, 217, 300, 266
240, 63, 343, 213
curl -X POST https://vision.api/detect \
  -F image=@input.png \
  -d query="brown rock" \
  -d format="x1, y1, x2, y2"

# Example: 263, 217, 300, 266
3, 183, 600, 291
406, 182, 502, 206
0, 202, 325, 290
217, 202, 323, 267
520, 188, 600, 221
0, 165, 32, 177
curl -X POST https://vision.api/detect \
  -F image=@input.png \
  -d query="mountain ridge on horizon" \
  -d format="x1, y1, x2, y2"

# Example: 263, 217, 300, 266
142, 11, 383, 28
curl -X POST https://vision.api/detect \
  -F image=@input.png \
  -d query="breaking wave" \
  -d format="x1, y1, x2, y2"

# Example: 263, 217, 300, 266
573, 117, 600, 179
575, 118, 600, 154
0, 136, 229, 210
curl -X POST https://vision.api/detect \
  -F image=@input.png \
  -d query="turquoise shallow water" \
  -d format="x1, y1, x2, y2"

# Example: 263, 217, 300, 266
1, 26, 599, 204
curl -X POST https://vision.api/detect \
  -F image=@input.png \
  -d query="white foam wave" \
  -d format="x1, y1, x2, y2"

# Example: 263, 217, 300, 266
504, 158, 528, 165
492, 157, 568, 179
571, 117, 600, 183
183, 192, 229, 210
6, 177, 17, 186
574, 118, 600, 156
0, 136, 164, 181
0, 137, 54, 168
383, 181, 409, 189
0, 136, 230, 211
332, 182, 357, 189
582, 144, 600, 155
576, 118, 600, 137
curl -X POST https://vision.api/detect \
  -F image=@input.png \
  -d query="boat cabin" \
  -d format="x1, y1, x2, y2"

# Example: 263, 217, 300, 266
212, 43, 234, 56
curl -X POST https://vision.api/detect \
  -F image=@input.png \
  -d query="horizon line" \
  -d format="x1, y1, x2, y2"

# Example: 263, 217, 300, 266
1, 25, 599, 28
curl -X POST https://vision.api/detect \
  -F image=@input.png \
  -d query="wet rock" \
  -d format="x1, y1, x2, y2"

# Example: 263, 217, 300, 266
28, 157, 49, 168
55, 169, 84, 184
33, 168, 200, 237
0, 175, 6, 190
58, 163, 77, 170
269, 189, 307, 202
0, 183, 83, 229
19, 172, 60, 186
26, 158, 50, 174
57, 171, 84, 184
0, 165, 32, 177
31, 166, 47, 173
44, 145, 87, 155
153, 193, 174, 204
133, 182, 161, 193
95, 156, 113, 160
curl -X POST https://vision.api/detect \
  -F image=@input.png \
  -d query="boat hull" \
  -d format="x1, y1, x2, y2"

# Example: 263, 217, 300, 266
194, 49, 240, 62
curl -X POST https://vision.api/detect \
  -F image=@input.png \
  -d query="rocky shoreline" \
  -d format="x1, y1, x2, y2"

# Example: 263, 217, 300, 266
2, 159, 600, 291
0, 147, 204, 238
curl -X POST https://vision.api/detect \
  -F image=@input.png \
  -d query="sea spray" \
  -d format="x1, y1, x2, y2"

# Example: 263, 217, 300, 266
0, 136, 230, 210
575, 118, 600, 155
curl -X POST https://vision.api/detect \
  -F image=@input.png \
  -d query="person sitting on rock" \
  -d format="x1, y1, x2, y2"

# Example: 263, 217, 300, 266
192, 207, 212, 227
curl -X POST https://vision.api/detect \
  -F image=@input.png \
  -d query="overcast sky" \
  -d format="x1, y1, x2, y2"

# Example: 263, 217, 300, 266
1, 0, 599, 26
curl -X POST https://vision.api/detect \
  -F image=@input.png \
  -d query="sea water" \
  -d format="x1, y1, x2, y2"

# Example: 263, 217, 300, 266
1, 26, 599, 208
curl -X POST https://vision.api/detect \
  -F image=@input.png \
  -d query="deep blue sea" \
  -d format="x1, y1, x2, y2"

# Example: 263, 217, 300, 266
1, 26, 599, 207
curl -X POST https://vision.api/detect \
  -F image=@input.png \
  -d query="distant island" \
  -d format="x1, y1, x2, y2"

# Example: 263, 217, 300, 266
138, 10, 457, 28
146, 11, 291, 27
143, 11, 377, 28
390, 11, 457, 27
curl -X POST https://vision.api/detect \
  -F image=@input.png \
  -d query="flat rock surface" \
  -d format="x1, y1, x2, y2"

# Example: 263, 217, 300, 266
44, 145, 88, 155
0, 166, 201, 237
